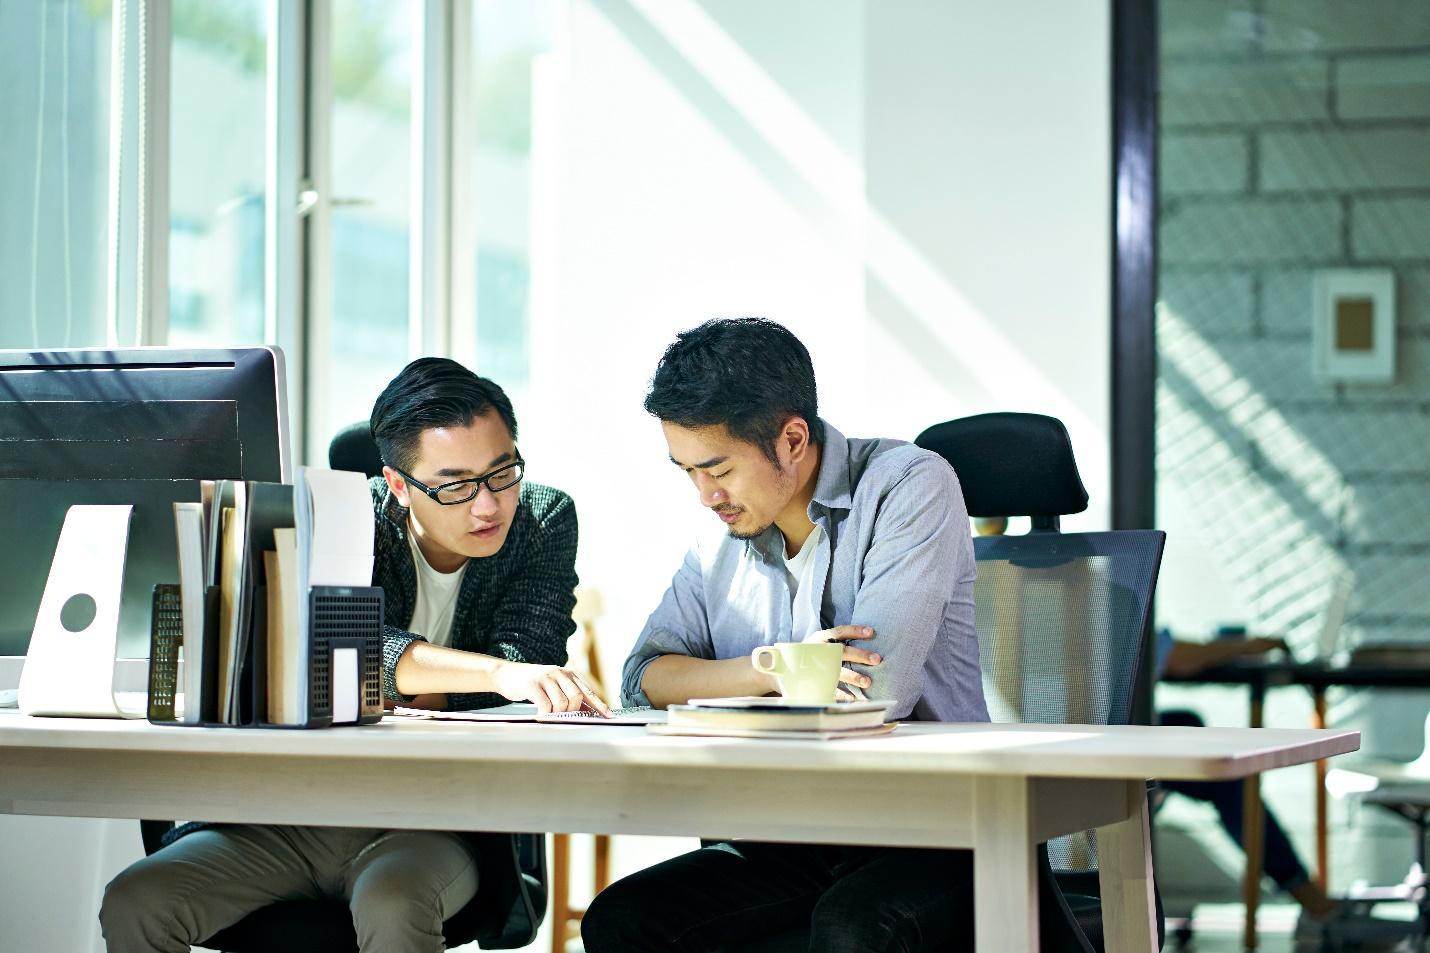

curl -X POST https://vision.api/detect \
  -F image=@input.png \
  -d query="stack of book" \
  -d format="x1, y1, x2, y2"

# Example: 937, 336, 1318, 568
170, 467, 374, 726
648, 698, 897, 740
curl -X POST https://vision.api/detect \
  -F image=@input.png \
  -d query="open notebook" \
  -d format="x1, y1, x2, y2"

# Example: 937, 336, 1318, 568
393, 703, 667, 725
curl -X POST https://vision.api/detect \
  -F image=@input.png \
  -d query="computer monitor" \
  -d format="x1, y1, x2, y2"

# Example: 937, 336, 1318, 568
0, 347, 290, 657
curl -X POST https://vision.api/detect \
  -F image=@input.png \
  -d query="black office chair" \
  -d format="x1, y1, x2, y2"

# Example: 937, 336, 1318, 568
919, 412, 1167, 953
137, 822, 546, 952
743, 412, 1166, 953
329, 421, 386, 479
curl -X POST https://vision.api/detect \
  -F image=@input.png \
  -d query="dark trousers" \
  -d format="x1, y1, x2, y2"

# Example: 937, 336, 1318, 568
581, 841, 975, 953
1159, 710, 1311, 892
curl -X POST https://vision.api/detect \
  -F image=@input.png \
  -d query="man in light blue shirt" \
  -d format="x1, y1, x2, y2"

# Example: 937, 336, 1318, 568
583, 318, 989, 953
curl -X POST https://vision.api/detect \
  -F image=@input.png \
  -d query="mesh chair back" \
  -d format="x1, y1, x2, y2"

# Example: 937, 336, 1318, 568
975, 531, 1164, 727
974, 528, 1165, 873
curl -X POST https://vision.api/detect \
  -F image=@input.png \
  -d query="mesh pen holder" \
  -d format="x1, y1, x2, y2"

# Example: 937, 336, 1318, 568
148, 583, 385, 728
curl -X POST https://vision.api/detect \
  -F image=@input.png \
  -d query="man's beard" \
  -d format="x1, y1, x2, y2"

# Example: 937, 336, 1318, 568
728, 521, 773, 541
723, 460, 795, 542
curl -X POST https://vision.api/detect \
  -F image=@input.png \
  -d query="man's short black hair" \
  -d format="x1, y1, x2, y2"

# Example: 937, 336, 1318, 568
644, 318, 824, 463
370, 357, 518, 472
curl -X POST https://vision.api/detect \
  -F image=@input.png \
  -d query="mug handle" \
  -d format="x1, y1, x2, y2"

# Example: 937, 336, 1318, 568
751, 646, 782, 675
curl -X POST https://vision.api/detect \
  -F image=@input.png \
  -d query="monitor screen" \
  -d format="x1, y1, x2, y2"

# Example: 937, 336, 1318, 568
0, 347, 290, 656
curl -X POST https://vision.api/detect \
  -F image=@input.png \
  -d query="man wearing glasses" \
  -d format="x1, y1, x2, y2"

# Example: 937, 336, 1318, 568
371, 356, 607, 715
100, 358, 605, 953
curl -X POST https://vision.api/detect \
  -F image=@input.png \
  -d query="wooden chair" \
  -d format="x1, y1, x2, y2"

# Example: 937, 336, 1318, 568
550, 586, 612, 953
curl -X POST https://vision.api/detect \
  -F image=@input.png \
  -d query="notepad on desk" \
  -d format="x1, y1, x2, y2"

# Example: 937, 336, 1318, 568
393, 704, 666, 725
653, 697, 897, 739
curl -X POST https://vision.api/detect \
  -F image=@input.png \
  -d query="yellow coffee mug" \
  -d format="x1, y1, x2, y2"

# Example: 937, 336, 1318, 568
750, 641, 843, 704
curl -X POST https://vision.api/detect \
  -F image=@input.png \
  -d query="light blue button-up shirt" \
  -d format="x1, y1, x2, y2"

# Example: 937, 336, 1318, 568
622, 422, 990, 723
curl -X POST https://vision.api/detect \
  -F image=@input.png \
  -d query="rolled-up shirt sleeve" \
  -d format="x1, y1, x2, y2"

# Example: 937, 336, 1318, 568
850, 454, 975, 721
621, 545, 713, 707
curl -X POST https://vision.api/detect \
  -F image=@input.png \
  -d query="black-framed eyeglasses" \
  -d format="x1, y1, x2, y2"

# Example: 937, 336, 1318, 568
392, 455, 525, 506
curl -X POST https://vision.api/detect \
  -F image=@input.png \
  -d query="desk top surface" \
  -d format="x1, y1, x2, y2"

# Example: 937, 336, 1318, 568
0, 712, 1359, 781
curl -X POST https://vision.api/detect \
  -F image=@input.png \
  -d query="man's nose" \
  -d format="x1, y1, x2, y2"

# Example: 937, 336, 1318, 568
696, 474, 727, 507
469, 485, 501, 519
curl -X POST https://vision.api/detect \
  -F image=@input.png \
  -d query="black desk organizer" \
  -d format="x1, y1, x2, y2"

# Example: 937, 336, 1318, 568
148, 583, 385, 728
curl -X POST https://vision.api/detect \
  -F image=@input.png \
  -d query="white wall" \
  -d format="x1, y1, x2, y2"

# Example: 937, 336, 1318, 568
525, 0, 1111, 690
863, 2, 1112, 532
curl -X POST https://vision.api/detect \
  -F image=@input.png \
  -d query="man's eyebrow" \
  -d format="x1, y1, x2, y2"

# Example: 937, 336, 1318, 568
433, 451, 514, 479
669, 455, 729, 470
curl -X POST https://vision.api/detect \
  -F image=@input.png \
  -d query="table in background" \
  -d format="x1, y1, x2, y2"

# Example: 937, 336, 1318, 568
1165, 658, 1430, 948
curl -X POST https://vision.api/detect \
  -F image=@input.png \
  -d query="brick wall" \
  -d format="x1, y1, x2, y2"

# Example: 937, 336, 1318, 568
1159, 0, 1430, 654
1156, 0, 1430, 893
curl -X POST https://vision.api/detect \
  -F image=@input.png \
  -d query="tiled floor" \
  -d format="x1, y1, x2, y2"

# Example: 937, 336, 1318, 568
1165, 901, 1422, 953
1168, 933, 1294, 953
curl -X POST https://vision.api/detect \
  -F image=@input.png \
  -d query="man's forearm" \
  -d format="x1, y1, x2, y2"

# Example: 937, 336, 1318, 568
640, 654, 775, 709
393, 641, 505, 696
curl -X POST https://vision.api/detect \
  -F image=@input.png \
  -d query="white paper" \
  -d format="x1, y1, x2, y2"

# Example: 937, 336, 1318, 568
293, 466, 375, 726
299, 468, 374, 587
332, 647, 359, 724
173, 502, 207, 724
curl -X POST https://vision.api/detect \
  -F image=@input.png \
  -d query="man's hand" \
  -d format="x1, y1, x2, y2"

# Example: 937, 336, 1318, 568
1239, 637, 1291, 657
1165, 636, 1292, 678
803, 625, 882, 700
490, 661, 612, 716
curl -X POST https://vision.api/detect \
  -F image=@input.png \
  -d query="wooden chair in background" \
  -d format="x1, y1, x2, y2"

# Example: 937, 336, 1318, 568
550, 587, 612, 953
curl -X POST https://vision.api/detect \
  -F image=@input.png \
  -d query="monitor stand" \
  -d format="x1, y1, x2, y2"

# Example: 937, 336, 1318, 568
19, 505, 139, 718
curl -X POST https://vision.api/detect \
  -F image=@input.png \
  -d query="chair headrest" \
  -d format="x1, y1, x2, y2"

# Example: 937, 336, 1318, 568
328, 421, 385, 480
915, 412, 1089, 519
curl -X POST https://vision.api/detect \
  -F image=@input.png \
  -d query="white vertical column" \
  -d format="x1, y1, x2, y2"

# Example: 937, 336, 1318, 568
105, 0, 134, 347
304, 0, 334, 467
105, 0, 165, 348
266, 0, 309, 470
135, 0, 169, 346
448, 0, 477, 369
411, 0, 455, 360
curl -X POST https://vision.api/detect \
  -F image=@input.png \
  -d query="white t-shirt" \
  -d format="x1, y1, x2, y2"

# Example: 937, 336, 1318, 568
783, 524, 827, 640
406, 525, 469, 647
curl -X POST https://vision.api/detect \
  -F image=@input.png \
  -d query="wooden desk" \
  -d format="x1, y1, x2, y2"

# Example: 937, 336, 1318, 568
0, 713, 1358, 953
1164, 659, 1430, 948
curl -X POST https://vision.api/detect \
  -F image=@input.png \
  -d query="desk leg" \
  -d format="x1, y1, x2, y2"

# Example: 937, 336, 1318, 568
1243, 690, 1266, 951
974, 776, 1039, 953
1243, 770, 1265, 952
1099, 780, 1158, 953
1312, 690, 1329, 892
552, 833, 571, 953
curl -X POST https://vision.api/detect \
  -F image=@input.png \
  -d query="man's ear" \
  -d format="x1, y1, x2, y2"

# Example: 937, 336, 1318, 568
781, 416, 812, 465
382, 465, 410, 508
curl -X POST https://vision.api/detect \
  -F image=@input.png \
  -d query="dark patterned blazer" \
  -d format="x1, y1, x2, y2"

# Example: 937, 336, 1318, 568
371, 476, 580, 709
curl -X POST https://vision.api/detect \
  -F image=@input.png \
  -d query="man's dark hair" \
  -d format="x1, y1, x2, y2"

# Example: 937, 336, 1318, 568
644, 318, 824, 464
370, 357, 518, 471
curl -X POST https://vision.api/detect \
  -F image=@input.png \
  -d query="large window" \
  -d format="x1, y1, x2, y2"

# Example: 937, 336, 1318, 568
315, 0, 415, 454
0, 0, 113, 350
467, 0, 557, 398
1153, 0, 1430, 899
167, 0, 268, 348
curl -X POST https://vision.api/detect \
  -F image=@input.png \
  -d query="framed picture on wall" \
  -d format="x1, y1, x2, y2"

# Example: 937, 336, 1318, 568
1312, 269, 1396, 383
